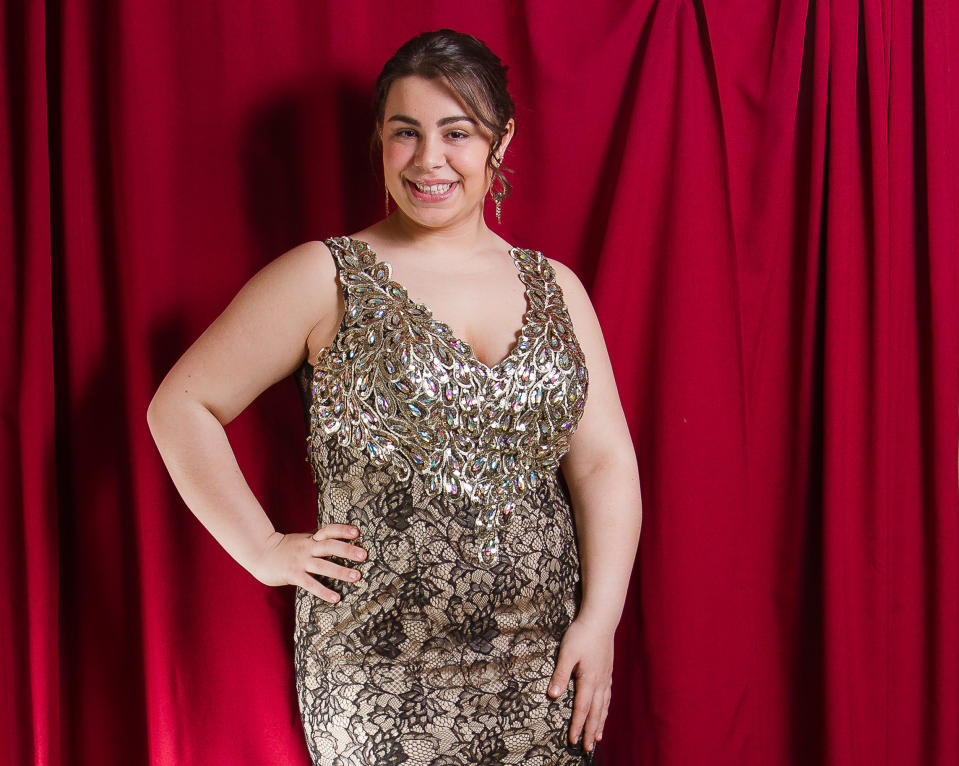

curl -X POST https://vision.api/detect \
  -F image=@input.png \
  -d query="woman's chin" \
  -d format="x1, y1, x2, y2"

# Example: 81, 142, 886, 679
394, 205, 479, 229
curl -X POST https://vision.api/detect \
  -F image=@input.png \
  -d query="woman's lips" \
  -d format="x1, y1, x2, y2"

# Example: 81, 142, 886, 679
407, 179, 458, 202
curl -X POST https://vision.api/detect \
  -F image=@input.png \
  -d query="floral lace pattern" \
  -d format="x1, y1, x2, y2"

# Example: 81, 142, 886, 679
293, 237, 595, 765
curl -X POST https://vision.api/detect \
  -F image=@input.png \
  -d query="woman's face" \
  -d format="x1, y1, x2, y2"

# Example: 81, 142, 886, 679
380, 75, 513, 230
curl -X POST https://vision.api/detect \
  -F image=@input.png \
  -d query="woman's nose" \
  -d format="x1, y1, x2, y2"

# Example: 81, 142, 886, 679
413, 134, 444, 169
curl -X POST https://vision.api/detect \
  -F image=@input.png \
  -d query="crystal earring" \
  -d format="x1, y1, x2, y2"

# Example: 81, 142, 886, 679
489, 183, 505, 225
489, 159, 508, 224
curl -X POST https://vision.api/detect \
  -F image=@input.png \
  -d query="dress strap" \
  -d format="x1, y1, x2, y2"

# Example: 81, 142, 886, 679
324, 236, 370, 280
323, 236, 379, 306
511, 248, 568, 317
306, 238, 368, 369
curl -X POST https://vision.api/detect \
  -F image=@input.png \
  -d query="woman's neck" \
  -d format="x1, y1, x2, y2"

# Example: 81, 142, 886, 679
371, 210, 503, 260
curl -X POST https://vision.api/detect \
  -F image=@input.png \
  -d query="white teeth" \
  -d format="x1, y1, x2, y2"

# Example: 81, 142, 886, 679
413, 182, 453, 194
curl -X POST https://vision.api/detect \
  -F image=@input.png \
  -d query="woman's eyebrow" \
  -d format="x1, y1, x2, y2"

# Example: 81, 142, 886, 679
437, 115, 476, 126
387, 114, 477, 127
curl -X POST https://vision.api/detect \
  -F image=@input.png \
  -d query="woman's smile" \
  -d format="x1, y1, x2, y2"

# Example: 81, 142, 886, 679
407, 178, 459, 201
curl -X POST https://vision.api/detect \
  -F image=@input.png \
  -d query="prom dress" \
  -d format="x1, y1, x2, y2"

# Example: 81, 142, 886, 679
292, 236, 595, 765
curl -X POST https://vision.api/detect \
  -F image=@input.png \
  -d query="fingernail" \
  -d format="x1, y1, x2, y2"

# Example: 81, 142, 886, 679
549, 686, 560, 696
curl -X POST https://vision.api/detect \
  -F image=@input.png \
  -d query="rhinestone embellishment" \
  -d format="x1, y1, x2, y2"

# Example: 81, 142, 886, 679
307, 237, 589, 567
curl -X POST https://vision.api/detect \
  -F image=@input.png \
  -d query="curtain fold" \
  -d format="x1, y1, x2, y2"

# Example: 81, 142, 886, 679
2, 3, 60, 766
3, 1, 957, 764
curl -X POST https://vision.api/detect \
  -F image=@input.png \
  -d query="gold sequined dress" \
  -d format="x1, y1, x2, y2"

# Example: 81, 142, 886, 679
292, 236, 592, 765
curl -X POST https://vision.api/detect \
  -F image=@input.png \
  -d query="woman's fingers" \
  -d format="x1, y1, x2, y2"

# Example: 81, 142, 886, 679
296, 573, 341, 603
305, 556, 362, 583
567, 675, 613, 751
312, 538, 367, 562
568, 675, 594, 747
547, 651, 575, 699
312, 523, 360, 541
596, 687, 611, 741
254, 527, 367, 596
304, 522, 368, 600
582, 687, 607, 751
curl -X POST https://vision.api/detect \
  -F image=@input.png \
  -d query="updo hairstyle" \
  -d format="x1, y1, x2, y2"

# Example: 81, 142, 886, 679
372, 29, 516, 202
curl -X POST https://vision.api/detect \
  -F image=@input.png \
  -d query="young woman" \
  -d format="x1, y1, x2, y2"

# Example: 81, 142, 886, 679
148, 29, 642, 765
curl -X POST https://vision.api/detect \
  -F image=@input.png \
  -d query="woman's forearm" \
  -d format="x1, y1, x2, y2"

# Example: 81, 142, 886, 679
146, 393, 279, 578
565, 457, 643, 630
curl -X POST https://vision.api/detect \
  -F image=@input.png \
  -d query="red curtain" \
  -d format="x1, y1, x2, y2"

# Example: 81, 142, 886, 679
4, 2, 958, 764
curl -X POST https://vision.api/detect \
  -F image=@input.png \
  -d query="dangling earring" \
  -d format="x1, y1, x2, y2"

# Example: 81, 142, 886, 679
384, 182, 390, 217
489, 180, 506, 225
489, 156, 508, 224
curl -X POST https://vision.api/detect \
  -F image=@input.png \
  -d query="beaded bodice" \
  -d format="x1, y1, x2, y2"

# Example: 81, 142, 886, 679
305, 236, 589, 567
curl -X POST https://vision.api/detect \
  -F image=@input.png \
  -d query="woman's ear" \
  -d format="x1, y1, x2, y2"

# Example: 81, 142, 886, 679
496, 118, 516, 163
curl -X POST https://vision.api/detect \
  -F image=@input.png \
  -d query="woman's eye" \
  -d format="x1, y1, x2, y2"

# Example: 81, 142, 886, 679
394, 129, 417, 138
447, 130, 469, 140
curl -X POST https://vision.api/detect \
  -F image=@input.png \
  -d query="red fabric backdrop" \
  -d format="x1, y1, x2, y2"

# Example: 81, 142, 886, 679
3, 1, 958, 764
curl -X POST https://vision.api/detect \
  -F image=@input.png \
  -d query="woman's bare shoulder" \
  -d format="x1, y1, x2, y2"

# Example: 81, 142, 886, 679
244, 239, 343, 312
544, 256, 589, 301
261, 238, 343, 329
265, 239, 337, 282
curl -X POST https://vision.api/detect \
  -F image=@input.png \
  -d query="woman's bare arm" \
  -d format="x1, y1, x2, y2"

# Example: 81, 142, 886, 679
555, 260, 643, 629
146, 240, 367, 601
546, 258, 643, 753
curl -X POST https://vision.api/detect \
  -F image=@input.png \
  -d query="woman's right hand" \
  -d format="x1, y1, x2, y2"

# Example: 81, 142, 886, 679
250, 524, 367, 603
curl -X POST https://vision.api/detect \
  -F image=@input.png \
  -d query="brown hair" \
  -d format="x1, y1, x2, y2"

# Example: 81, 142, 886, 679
372, 29, 515, 201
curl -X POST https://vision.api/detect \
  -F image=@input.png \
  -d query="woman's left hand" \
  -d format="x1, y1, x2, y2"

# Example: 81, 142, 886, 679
547, 615, 615, 753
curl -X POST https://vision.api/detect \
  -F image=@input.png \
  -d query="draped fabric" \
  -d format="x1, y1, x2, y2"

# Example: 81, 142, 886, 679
3, 1, 957, 764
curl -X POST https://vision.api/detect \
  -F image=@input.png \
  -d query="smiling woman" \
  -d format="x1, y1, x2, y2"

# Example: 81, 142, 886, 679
147, 28, 642, 766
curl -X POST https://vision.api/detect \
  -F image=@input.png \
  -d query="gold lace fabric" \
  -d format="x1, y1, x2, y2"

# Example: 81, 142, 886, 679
307, 237, 589, 566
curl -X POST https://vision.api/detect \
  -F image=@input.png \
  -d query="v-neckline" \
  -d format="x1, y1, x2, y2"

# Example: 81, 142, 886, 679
346, 237, 534, 373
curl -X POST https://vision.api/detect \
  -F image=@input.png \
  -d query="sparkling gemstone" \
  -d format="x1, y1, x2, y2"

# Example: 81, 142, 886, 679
445, 475, 461, 496
479, 534, 499, 565
322, 419, 340, 434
